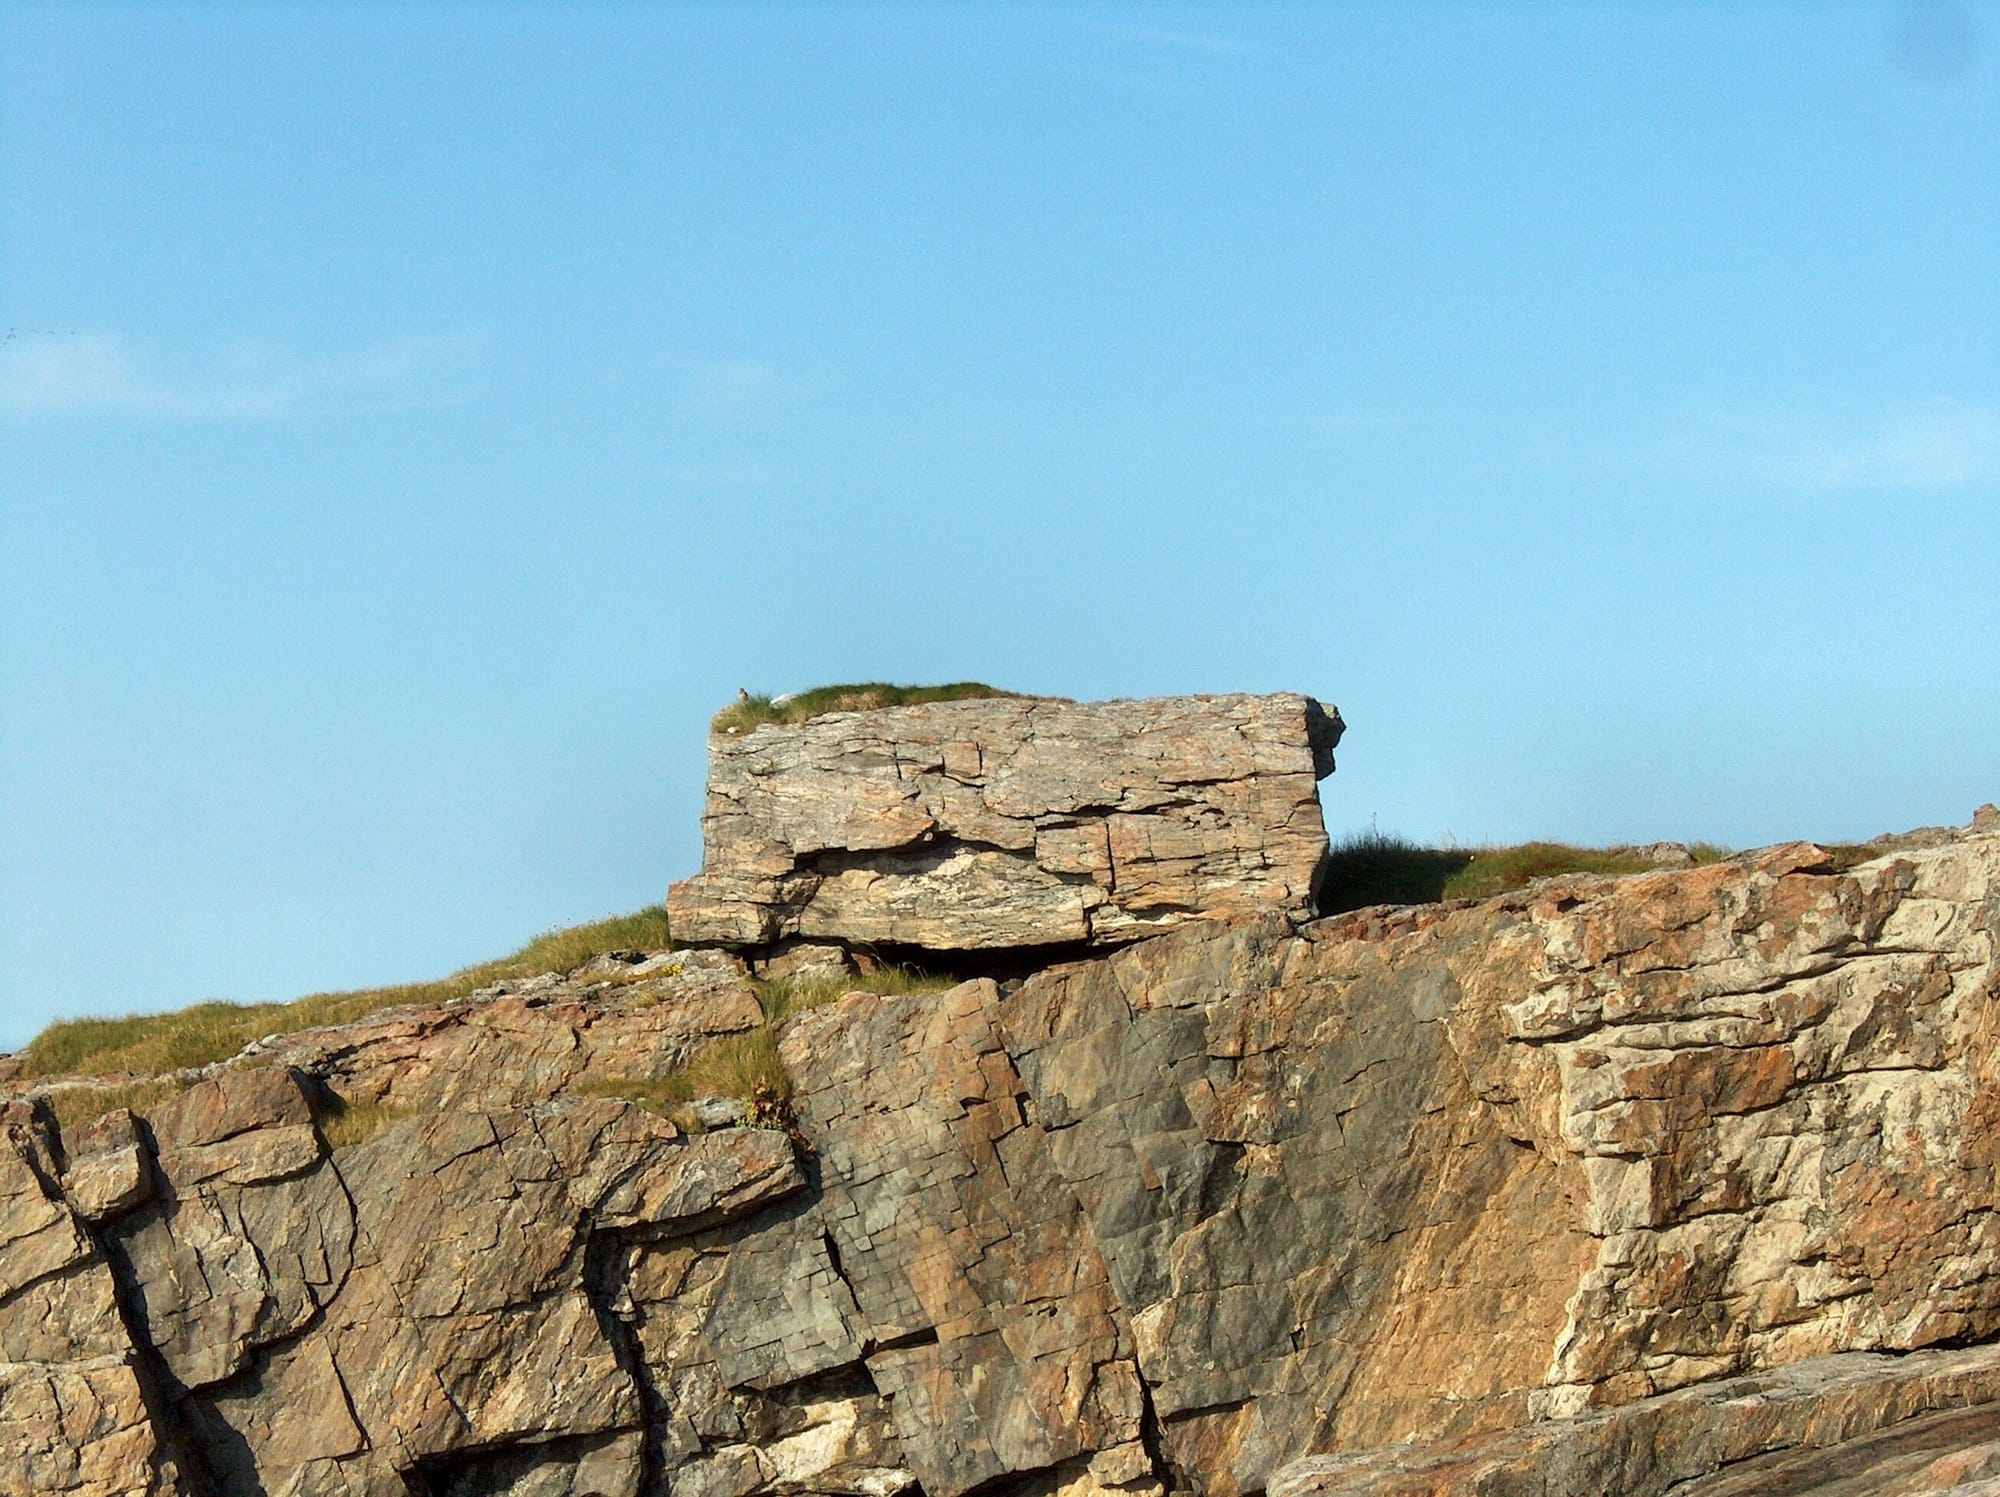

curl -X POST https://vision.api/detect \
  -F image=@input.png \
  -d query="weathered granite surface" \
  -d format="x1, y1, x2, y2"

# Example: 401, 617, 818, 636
668, 693, 1344, 952
1268, 1344, 2000, 1496
7, 813, 2000, 1496
243, 948, 765, 1114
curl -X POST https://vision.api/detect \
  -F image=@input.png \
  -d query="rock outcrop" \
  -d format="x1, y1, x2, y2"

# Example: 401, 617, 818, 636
8, 808, 2000, 1495
667, 693, 1343, 953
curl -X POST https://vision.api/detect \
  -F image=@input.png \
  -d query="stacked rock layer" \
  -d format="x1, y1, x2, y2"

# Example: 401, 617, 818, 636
667, 693, 1344, 952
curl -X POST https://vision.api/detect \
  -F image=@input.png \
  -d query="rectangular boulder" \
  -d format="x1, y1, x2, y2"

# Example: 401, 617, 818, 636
668, 692, 1342, 952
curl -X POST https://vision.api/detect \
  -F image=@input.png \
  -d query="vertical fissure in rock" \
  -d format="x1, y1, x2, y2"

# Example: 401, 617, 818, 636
582, 1229, 664, 1494
1193, 1141, 1246, 1225
83, 1155, 228, 1497
820, 1227, 847, 1285
1135, 1362, 1189, 1497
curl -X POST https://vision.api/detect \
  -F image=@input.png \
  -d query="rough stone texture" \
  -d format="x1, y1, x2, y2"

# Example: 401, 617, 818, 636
96, 1072, 803, 1497
0, 1102, 180, 1496
8, 814, 2000, 1495
1267, 1344, 2000, 1496
782, 979, 1156, 1497
251, 947, 766, 1113
987, 830, 2000, 1493
668, 693, 1343, 952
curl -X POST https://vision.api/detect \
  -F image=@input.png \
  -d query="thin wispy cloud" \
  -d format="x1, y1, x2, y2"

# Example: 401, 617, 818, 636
1778, 402, 2000, 490
660, 461, 776, 488
0, 328, 480, 420
1116, 26, 1260, 58
684, 359, 779, 422
1672, 399, 2000, 493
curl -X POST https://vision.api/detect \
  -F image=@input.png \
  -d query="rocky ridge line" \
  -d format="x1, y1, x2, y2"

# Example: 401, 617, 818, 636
5, 809, 2000, 1495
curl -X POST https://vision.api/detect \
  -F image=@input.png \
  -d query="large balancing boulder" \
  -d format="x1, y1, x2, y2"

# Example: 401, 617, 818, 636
668, 691, 1343, 954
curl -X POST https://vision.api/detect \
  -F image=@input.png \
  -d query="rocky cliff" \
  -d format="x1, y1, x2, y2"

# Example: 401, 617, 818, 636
7, 695, 2000, 1497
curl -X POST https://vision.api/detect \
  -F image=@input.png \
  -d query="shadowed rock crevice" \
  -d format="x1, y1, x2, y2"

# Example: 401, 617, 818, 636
50, 1101, 240, 1497
1136, 1371, 1195, 1497
86, 1185, 229, 1497
581, 1231, 659, 1496
408, 1429, 643, 1497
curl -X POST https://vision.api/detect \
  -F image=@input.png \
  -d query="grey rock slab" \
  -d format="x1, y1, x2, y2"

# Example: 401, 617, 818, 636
533, 1099, 804, 1232
783, 979, 1149, 1497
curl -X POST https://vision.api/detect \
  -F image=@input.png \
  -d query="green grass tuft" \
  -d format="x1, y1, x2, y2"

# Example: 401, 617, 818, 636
582, 1032, 788, 1130
750, 964, 956, 1027
712, 682, 1030, 734
1440, 842, 1663, 901
1319, 832, 1474, 912
19, 905, 674, 1082
579, 1073, 700, 1119
687, 1027, 793, 1103
1320, 832, 1729, 915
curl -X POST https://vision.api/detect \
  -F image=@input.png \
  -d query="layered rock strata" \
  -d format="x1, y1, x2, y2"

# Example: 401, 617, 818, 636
667, 693, 1344, 953
5, 817, 1999, 1495
1269, 1344, 2000, 1496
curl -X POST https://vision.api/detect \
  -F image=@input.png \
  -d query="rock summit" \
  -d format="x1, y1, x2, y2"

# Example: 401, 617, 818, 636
668, 692, 1344, 956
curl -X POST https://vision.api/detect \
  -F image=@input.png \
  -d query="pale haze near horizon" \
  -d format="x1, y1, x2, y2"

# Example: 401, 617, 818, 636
2, 2, 1996, 1051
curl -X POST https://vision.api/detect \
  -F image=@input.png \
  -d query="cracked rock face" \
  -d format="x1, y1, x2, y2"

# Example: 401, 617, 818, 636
7, 818, 2000, 1495
667, 693, 1344, 952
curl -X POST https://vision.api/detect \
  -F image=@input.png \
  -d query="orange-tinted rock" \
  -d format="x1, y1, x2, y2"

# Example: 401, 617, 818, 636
5, 814, 2000, 1495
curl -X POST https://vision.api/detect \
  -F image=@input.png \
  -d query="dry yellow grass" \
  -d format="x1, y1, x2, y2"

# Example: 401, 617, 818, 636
318, 1099, 422, 1150
1320, 834, 1737, 914
20, 906, 673, 1082
38, 1077, 191, 1132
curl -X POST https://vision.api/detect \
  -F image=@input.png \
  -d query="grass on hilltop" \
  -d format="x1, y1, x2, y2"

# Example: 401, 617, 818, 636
37, 1077, 192, 1133
18, 906, 675, 1082
711, 682, 1029, 734
1319, 831, 1735, 915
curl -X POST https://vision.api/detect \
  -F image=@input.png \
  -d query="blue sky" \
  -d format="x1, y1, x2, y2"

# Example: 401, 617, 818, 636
2, 2, 1995, 1049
